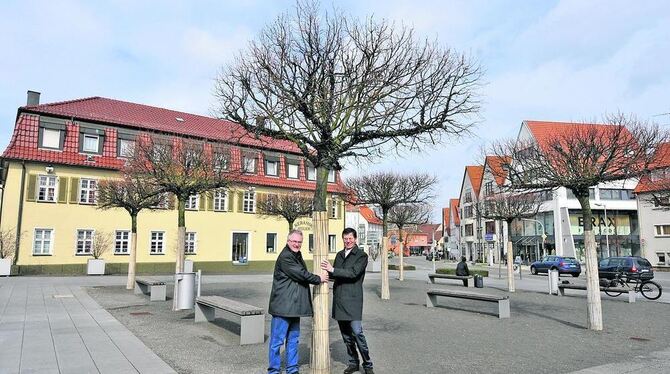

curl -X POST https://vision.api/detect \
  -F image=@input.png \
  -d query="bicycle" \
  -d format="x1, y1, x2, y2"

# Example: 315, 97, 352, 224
601, 268, 662, 301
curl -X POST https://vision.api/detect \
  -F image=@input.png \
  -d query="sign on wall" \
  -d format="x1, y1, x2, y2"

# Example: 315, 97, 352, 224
569, 214, 631, 236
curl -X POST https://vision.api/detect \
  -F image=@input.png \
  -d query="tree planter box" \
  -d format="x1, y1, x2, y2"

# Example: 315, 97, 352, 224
367, 258, 382, 273
87, 259, 106, 275
0, 258, 11, 276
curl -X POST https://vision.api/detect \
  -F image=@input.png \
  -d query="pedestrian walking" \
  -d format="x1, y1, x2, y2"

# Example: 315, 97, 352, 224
268, 229, 328, 374
321, 228, 374, 374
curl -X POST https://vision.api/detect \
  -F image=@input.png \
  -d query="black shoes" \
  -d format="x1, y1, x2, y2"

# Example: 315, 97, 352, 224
343, 365, 359, 374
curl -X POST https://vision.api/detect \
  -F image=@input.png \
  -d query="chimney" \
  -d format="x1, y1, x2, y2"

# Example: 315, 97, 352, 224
27, 90, 41, 106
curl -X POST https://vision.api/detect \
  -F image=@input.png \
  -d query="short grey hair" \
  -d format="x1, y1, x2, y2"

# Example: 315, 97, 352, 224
287, 229, 303, 240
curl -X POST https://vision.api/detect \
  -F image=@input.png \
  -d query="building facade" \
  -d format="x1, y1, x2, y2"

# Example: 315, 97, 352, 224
458, 165, 484, 261
345, 204, 383, 256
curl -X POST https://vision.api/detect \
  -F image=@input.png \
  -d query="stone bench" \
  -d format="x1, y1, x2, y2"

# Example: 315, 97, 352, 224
134, 277, 166, 301
428, 273, 474, 288
426, 288, 510, 319
557, 283, 635, 303
195, 295, 265, 345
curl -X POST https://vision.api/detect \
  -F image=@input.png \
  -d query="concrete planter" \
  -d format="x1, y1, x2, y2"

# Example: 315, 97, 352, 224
87, 259, 106, 275
367, 258, 382, 273
0, 258, 11, 276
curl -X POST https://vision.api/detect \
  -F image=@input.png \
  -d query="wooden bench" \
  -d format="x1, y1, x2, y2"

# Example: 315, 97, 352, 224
428, 273, 474, 288
557, 284, 636, 303
134, 277, 166, 301
195, 296, 265, 345
426, 289, 510, 319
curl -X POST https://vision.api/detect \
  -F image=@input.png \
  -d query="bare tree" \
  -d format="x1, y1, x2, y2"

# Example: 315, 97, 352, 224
477, 192, 543, 292
91, 231, 114, 260
490, 114, 666, 330
127, 136, 235, 309
256, 191, 314, 230
97, 173, 163, 289
387, 203, 431, 280
213, 1, 481, 370
346, 172, 437, 299
0, 228, 19, 260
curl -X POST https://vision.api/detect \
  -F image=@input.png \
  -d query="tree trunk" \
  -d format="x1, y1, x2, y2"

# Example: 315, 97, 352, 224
381, 210, 390, 300
398, 227, 404, 281
310, 167, 330, 373
126, 213, 138, 290
288, 219, 294, 231
576, 195, 603, 331
506, 219, 515, 292
173, 198, 187, 311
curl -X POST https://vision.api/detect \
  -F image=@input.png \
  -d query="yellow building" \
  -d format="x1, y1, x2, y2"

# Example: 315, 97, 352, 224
0, 92, 345, 274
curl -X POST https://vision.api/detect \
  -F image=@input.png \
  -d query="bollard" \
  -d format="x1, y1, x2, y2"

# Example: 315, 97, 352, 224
548, 269, 559, 295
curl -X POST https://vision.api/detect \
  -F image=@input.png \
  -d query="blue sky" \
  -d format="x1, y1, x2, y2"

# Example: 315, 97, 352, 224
1, 0, 669, 220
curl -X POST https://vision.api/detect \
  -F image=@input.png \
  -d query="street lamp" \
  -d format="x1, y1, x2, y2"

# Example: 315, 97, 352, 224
521, 218, 547, 259
593, 202, 610, 258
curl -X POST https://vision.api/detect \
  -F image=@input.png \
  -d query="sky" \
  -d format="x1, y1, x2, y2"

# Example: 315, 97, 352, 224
1, 0, 669, 221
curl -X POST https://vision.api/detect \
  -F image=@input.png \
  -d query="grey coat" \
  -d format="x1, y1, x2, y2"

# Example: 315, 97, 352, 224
329, 245, 368, 321
268, 246, 321, 317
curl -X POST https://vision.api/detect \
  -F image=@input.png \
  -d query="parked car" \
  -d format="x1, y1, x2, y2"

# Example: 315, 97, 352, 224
530, 256, 581, 277
598, 256, 654, 281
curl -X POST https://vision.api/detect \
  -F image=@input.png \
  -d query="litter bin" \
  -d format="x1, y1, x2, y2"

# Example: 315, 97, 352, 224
474, 274, 484, 288
175, 272, 196, 310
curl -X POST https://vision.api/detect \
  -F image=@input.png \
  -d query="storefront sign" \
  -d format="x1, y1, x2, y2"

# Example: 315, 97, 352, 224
294, 218, 313, 231
569, 214, 631, 235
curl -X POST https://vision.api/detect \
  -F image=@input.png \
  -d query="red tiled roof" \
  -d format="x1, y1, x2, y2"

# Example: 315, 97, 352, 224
450, 198, 460, 226
359, 205, 382, 225
465, 165, 484, 196
2, 98, 346, 193
634, 142, 670, 194
485, 155, 510, 186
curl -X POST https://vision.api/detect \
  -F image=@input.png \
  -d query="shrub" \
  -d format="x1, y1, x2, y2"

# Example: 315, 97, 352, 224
436, 267, 489, 277
388, 264, 415, 270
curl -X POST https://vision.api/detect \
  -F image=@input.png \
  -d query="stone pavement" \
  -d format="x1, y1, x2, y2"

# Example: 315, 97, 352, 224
0, 278, 175, 374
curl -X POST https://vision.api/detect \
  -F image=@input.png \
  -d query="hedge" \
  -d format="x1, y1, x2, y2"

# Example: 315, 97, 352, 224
436, 267, 489, 277
388, 264, 416, 270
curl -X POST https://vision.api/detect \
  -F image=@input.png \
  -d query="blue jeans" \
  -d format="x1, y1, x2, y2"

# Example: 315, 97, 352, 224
268, 316, 300, 374
338, 320, 373, 369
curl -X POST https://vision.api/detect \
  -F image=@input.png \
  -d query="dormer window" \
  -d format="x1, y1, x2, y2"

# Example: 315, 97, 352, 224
38, 119, 66, 150
328, 169, 336, 183
79, 127, 105, 154
264, 152, 280, 177
306, 163, 316, 181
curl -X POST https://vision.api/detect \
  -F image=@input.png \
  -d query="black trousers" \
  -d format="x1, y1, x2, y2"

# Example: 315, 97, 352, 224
337, 320, 373, 369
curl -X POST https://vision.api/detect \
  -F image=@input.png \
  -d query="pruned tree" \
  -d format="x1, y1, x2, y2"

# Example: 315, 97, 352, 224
91, 231, 114, 260
490, 114, 666, 331
127, 135, 235, 309
477, 192, 543, 292
97, 173, 163, 289
256, 191, 314, 230
213, 1, 481, 370
387, 202, 431, 280
345, 172, 437, 299
0, 227, 20, 260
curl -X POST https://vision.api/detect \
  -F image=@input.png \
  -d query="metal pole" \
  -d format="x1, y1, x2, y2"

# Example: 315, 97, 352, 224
603, 205, 610, 258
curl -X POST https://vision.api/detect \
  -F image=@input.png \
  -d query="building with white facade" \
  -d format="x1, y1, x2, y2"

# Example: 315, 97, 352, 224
345, 204, 383, 255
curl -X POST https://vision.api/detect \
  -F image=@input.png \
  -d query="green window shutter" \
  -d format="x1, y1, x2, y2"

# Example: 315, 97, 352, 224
237, 191, 244, 212
199, 193, 206, 210
227, 191, 234, 212
26, 175, 37, 202
57, 177, 68, 203
207, 192, 214, 211
69, 177, 79, 204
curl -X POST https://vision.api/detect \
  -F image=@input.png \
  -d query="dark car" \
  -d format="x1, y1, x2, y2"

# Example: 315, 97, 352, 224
530, 256, 581, 277
598, 256, 654, 281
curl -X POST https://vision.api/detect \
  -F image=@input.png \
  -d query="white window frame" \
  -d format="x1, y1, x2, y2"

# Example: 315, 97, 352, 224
82, 134, 100, 153
186, 194, 199, 210
330, 200, 338, 219
76, 229, 95, 255
213, 152, 229, 172
114, 230, 130, 254
150, 193, 170, 209
37, 175, 58, 202
33, 228, 54, 255
328, 169, 336, 183
79, 178, 97, 204
118, 138, 135, 158
654, 224, 670, 237
243, 190, 256, 213
265, 159, 279, 176
287, 163, 299, 179
266, 232, 277, 253
328, 234, 337, 253
40, 128, 62, 149
231, 231, 251, 264
307, 165, 316, 181
243, 156, 256, 174
213, 190, 228, 211
185, 232, 197, 254
150, 231, 165, 254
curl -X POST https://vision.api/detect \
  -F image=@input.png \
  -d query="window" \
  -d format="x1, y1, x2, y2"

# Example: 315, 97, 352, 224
266, 233, 277, 253
306, 164, 316, 181
82, 134, 100, 153
213, 190, 227, 211
330, 199, 338, 218
150, 193, 170, 209
328, 170, 336, 183
114, 230, 130, 254
41, 128, 62, 149
657, 252, 667, 265
185, 232, 197, 254
654, 225, 670, 237
150, 231, 165, 254
243, 190, 255, 213
213, 151, 229, 171
243, 155, 256, 174
79, 179, 97, 204
117, 138, 135, 158
76, 229, 94, 255
287, 163, 299, 179
186, 194, 199, 210
464, 191, 472, 203
463, 206, 473, 219
265, 159, 279, 176
33, 229, 53, 255
358, 224, 366, 243
309, 234, 314, 252
465, 224, 474, 236
484, 182, 494, 196
232, 232, 249, 263
485, 221, 496, 235
37, 175, 57, 202
39, 120, 65, 150
328, 235, 337, 253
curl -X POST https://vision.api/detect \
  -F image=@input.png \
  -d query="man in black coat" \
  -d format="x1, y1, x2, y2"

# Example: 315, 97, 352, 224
268, 230, 328, 374
321, 228, 374, 374
456, 256, 470, 286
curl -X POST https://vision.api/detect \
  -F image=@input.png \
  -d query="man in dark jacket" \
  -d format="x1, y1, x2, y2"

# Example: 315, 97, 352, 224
268, 230, 328, 374
321, 228, 374, 374
456, 256, 470, 286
